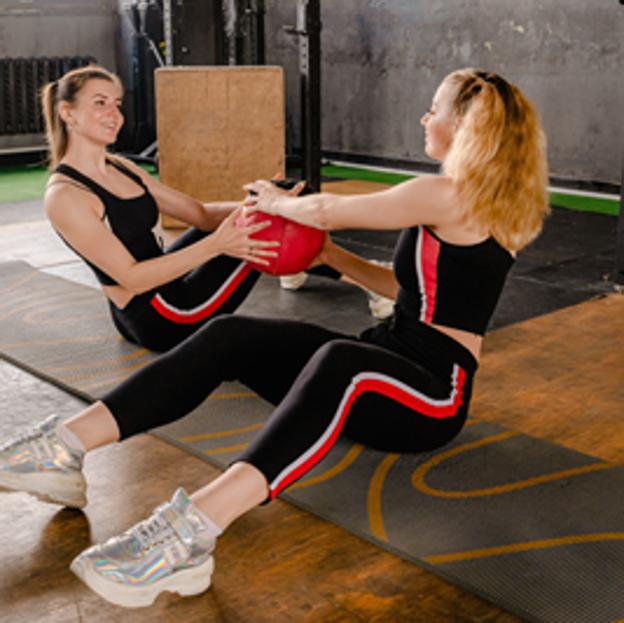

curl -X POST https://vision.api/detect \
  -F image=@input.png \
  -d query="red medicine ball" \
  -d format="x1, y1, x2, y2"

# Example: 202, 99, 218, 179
236, 210, 325, 276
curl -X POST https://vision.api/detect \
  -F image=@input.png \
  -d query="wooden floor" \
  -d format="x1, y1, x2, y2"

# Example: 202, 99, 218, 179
0, 183, 623, 621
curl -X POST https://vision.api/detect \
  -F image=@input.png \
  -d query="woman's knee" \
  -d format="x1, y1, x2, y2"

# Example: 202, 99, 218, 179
296, 339, 362, 385
312, 339, 362, 367
194, 315, 252, 347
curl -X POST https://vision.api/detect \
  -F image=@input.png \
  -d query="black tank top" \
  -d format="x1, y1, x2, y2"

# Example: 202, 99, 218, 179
392, 225, 514, 336
52, 160, 162, 286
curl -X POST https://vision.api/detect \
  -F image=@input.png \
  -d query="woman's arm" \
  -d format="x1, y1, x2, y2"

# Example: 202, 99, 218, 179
244, 175, 459, 231
116, 157, 238, 231
320, 238, 399, 300
45, 185, 275, 294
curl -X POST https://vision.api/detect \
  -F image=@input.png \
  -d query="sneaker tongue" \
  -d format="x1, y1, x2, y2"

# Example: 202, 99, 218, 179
167, 488, 221, 547
165, 488, 207, 545
38, 414, 62, 435
171, 487, 193, 513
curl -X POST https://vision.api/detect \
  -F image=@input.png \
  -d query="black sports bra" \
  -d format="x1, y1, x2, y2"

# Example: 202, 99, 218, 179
52, 160, 162, 286
392, 225, 514, 336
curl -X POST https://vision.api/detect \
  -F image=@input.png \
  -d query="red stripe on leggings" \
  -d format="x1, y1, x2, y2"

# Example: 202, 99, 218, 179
150, 263, 254, 324
270, 367, 466, 498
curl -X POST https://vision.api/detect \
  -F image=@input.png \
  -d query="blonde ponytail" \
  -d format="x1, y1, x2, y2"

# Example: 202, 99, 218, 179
442, 69, 549, 251
41, 80, 66, 169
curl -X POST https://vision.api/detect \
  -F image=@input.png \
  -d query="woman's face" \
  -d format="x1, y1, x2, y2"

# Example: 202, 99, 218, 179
62, 78, 124, 146
420, 80, 459, 162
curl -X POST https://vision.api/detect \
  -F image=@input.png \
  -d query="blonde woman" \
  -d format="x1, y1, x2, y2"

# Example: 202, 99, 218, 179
1, 69, 548, 608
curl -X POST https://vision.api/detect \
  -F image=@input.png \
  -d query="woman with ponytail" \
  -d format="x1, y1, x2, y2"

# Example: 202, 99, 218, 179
41, 65, 286, 352
4, 69, 548, 608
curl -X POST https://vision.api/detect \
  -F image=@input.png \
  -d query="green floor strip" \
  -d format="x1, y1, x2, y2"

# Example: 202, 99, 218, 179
0, 165, 50, 203
0, 162, 158, 204
549, 192, 619, 217
322, 166, 620, 217
321, 164, 414, 186
0, 162, 618, 216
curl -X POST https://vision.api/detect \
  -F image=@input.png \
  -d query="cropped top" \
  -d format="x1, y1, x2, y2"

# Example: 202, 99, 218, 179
52, 160, 162, 286
392, 225, 514, 336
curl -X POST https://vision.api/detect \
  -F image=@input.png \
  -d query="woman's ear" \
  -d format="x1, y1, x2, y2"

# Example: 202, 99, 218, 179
58, 101, 72, 125
453, 115, 463, 132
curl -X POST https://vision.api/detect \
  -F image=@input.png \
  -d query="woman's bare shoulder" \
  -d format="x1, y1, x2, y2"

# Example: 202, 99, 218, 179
44, 175, 101, 219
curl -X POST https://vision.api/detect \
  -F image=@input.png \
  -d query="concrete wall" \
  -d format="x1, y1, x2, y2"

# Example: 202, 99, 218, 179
0, 0, 117, 71
1, 1, 621, 183
266, 0, 624, 184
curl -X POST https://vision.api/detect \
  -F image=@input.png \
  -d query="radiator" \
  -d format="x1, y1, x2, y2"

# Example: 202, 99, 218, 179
0, 56, 95, 138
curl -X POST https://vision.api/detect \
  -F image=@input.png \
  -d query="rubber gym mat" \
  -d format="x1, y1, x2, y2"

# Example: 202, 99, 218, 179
0, 260, 623, 623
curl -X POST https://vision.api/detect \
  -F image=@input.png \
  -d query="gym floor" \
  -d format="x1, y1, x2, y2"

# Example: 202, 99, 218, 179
0, 177, 622, 622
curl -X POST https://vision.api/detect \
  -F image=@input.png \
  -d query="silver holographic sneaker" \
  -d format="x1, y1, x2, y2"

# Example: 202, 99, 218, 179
71, 488, 217, 608
0, 414, 86, 508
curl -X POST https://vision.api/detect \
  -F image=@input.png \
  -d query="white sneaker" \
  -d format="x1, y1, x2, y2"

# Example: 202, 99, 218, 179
366, 290, 395, 320
279, 272, 309, 290
71, 488, 217, 608
0, 414, 86, 508
365, 260, 394, 319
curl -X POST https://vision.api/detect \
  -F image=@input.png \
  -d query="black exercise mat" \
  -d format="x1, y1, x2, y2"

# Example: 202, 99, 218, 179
1, 260, 623, 623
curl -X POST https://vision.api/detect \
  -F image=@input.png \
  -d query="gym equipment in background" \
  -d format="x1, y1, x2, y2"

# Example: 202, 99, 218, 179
284, 0, 322, 192
115, 1, 165, 161
115, 0, 266, 164
155, 66, 284, 229
615, 1, 624, 284
0, 56, 95, 156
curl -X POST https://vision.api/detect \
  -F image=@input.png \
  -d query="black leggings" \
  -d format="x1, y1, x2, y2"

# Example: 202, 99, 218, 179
102, 315, 477, 500
109, 228, 340, 352
109, 228, 261, 352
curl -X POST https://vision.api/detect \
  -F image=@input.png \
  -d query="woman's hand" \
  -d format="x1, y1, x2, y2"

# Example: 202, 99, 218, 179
209, 206, 279, 266
243, 179, 305, 215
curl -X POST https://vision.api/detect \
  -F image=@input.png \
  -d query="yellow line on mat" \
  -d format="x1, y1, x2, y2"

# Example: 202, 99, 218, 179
0, 271, 37, 295
179, 423, 263, 443
45, 348, 149, 373
412, 431, 613, 498
59, 360, 148, 383
207, 391, 256, 400
0, 335, 124, 348
424, 533, 624, 565
204, 443, 249, 456
367, 453, 400, 542
292, 443, 364, 490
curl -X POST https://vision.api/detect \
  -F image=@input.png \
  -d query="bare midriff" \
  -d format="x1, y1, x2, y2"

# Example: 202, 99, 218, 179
429, 322, 482, 362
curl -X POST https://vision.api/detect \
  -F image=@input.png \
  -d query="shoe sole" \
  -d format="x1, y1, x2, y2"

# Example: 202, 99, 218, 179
71, 554, 214, 608
0, 470, 86, 509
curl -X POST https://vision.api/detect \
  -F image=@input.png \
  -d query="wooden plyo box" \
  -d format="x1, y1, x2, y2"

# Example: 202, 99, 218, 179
155, 66, 285, 228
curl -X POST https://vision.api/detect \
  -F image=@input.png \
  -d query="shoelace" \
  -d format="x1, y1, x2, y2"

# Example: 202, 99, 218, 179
131, 509, 178, 552
0, 425, 53, 457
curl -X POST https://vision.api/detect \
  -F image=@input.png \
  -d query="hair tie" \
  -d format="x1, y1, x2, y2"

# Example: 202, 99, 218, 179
476, 71, 510, 99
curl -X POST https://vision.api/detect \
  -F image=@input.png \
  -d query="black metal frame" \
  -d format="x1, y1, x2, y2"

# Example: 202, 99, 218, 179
616, 0, 624, 284
285, 0, 322, 192
232, 0, 266, 66
300, 0, 322, 192
615, 157, 624, 284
